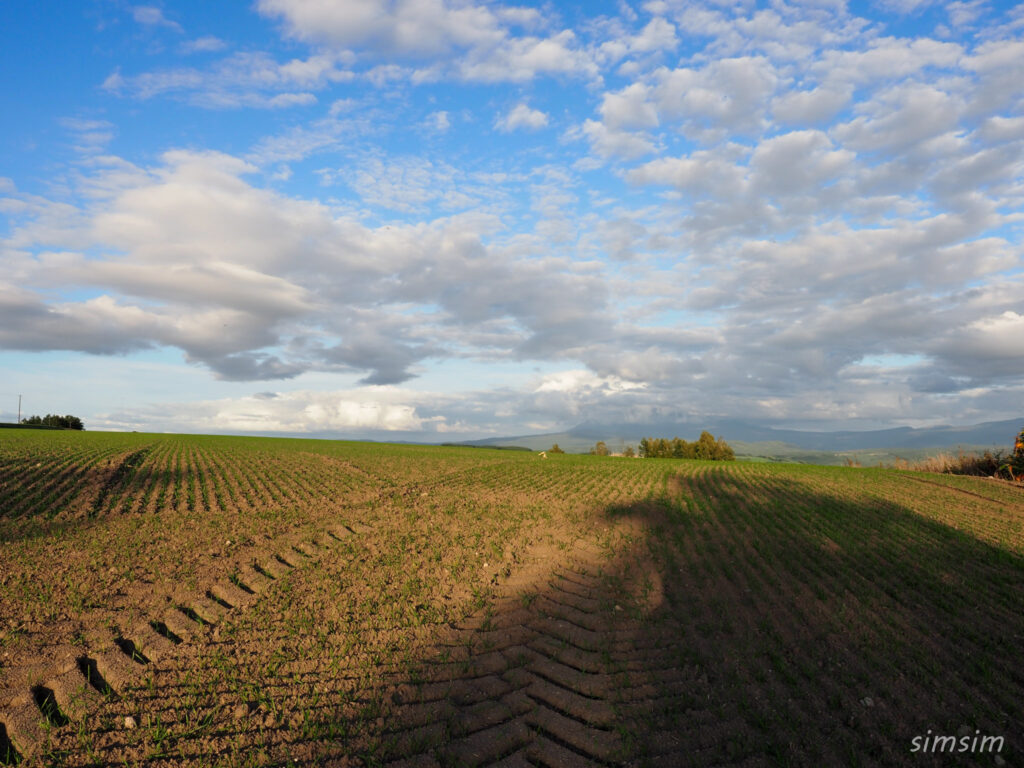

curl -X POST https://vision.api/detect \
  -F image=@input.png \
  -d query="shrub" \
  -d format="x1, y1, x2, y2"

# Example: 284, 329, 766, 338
894, 451, 1001, 476
1000, 428, 1024, 481
897, 427, 1024, 481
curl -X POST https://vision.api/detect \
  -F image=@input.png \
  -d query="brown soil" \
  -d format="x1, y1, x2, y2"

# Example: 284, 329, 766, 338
1, 437, 1022, 766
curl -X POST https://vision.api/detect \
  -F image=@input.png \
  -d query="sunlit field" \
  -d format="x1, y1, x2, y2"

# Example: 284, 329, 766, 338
1, 430, 1022, 766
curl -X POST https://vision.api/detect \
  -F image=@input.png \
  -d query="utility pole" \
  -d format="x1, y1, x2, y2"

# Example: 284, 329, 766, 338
17, 394, 21, 424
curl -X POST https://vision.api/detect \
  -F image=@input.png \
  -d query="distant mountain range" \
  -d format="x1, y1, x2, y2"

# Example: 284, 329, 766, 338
462, 418, 1023, 465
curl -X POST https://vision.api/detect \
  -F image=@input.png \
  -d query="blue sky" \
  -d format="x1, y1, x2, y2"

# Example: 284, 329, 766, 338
1, 0, 1022, 438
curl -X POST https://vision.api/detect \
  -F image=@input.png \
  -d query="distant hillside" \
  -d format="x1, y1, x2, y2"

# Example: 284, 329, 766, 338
462, 417, 1023, 465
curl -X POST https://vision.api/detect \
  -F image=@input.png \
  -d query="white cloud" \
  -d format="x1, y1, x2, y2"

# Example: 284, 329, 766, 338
772, 83, 852, 124
813, 37, 962, 85
650, 56, 780, 135
458, 30, 599, 82
2, 150, 610, 384
131, 6, 182, 32
246, 115, 361, 164
962, 40, 1024, 115
114, 388, 435, 433
179, 36, 227, 54
629, 17, 678, 53
104, 51, 354, 109
427, 110, 451, 132
266, 92, 317, 108
749, 130, 854, 196
627, 148, 745, 198
348, 157, 470, 213
495, 103, 549, 132
256, 0, 506, 56
947, 0, 987, 27
59, 117, 117, 154
977, 115, 1024, 143
535, 369, 645, 394
256, 0, 598, 83
578, 119, 657, 160
833, 82, 963, 154
599, 83, 658, 130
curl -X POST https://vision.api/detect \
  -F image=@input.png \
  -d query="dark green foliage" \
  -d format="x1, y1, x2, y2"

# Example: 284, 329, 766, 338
639, 431, 734, 460
1001, 427, 1024, 480
20, 414, 84, 430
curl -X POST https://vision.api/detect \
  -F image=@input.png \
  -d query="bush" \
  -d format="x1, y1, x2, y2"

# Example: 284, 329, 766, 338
894, 451, 1002, 476
548, 444, 565, 454
1000, 428, 1024, 481
897, 427, 1024, 481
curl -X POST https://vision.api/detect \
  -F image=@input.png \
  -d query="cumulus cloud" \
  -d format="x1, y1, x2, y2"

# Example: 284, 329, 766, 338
644, 56, 780, 137
771, 83, 852, 124
256, 0, 506, 56
111, 388, 433, 434
458, 29, 599, 82
495, 103, 549, 132
833, 82, 963, 154
1, 150, 611, 386
813, 37, 962, 85
599, 83, 658, 130
426, 110, 451, 132
578, 119, 657, 160
256, 0, 598, 83
629, 17, 678, 53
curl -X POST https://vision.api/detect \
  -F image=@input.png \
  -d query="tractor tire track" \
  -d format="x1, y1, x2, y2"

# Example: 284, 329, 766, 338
0, 518, 368, 763
374, 525, 664, 767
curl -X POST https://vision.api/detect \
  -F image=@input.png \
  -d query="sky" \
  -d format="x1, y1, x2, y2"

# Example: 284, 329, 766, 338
1, 0, 1022, 440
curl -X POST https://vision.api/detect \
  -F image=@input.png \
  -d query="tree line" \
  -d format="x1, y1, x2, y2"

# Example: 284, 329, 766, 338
639, 432, 734, 460
21, 414, 85, 430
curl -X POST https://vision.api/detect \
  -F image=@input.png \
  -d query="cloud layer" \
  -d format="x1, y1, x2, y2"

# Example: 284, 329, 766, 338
2, 0, 1022, 433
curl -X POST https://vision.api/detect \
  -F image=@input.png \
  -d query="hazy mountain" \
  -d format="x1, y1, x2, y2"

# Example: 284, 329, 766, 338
462, 418, 1023, 464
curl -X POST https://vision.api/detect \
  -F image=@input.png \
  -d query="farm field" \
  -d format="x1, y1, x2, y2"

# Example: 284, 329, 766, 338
0, 430, 1022, 767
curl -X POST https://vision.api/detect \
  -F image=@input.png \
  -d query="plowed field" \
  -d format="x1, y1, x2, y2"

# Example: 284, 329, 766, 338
1, 431, 1022, 766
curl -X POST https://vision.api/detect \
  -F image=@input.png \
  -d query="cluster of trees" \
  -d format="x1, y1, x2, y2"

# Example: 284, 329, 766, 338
639, 432, 734, 461
21, 414, 84, 430
587, 441, 637, 457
